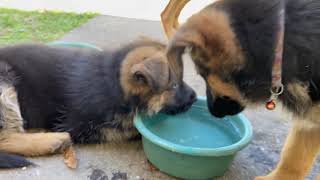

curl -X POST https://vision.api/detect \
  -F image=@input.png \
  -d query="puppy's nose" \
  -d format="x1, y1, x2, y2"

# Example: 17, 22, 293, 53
189, 91, 196, 103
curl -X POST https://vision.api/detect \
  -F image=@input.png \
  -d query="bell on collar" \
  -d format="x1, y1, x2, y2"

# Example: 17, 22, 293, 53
266, 99, 276, 110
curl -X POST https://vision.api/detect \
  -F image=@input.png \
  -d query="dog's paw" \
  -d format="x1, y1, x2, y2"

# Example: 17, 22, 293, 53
254, 176, 273, 180
47, 132, 72, 153
254, 173, 304, 180
63, 145, 77, 169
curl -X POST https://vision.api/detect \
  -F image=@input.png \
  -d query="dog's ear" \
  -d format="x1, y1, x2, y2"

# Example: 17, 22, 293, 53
166, 29, 206, 80
131, 57, 169, 92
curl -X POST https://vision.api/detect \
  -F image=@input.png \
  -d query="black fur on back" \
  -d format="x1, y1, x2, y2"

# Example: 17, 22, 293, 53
0, 40, 164, 143
214, 0, 320, 113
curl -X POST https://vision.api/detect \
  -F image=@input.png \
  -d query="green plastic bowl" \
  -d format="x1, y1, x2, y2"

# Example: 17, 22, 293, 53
48, 41, 102, 51
134, 96, 252, 180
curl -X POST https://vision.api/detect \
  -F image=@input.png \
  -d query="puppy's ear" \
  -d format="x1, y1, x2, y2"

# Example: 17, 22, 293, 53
131, 58, 169, 92
166, 29, 206, 80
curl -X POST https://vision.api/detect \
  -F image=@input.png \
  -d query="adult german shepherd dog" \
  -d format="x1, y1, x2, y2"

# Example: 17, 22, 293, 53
0, 38, 196, 168
161, 0, 320, 179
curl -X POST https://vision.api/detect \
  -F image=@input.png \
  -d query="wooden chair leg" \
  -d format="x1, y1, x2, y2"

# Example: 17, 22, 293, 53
161, 0, 190, 39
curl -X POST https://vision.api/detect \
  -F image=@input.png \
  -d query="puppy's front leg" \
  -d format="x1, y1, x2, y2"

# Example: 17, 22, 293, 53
255, 119, 320, 180
0, 132, 71, 156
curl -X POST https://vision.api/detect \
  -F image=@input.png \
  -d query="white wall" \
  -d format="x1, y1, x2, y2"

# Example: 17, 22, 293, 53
0, 0, 214, 21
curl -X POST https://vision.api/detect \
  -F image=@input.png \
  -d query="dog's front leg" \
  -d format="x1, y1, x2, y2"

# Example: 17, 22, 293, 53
161, 0, 190, 39
255, 119, 320, 180
0, 132, 72, 156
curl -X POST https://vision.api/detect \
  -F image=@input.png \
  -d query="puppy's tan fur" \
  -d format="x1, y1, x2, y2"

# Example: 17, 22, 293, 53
120, 41, 178, 115
207, 75, 245, 105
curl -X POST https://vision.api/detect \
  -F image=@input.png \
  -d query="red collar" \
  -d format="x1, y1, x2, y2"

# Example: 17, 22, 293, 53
266, 7, 285, 110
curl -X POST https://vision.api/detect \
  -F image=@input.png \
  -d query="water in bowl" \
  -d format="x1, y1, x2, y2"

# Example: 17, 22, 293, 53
146, 106, 242, 148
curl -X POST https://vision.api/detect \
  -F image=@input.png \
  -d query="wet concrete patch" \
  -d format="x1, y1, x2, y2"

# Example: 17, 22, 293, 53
111, 171, 127, 180
89, 169, 109, 180
88, 168, 128, 180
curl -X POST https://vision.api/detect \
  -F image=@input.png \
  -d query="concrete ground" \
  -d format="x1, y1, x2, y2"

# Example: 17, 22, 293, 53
0, 15, 319, 180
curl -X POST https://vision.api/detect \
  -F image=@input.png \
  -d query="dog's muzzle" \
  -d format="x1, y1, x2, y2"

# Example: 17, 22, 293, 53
161, 83, 196, 115
206, 89, 244, 118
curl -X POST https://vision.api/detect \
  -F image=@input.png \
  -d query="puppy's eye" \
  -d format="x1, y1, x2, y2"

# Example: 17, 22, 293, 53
194, 63, 209, 77
172, 83, 178, 89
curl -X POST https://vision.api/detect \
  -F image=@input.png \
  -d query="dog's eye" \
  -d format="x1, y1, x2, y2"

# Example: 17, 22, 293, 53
172, 83, 178, 89
194, 63, 209, 77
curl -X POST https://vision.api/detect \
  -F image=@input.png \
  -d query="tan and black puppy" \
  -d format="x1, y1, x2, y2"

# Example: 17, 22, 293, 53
162, 0, 320, 179
0, 38, 196, 168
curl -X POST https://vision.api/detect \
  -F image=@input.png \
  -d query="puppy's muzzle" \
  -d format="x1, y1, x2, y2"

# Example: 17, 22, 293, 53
206, 89, 244, 118
161, 83, 196, 115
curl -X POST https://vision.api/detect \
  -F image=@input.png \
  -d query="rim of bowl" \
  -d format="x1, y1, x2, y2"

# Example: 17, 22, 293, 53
134, 96, 253, 156
47, 41, 102, 51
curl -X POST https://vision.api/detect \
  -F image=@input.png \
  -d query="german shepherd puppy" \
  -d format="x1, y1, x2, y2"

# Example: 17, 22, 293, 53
162, 0, 320, 179
0, 38, 196, 168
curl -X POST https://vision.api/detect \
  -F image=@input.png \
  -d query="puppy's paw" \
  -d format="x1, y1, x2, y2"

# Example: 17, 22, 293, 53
63, 145, 77, 169
47, 132, 72, 153
254, 176, 273, 180
255, 173, 303, 180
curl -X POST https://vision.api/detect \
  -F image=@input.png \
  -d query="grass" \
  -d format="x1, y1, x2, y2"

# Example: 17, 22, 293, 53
0, 8, 97, 45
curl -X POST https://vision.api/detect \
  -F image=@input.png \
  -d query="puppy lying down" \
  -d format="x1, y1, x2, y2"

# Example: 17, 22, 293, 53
0, 38, 196, 168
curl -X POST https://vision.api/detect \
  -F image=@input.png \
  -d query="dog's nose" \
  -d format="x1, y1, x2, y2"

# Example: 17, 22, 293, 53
189, 91, 196, 103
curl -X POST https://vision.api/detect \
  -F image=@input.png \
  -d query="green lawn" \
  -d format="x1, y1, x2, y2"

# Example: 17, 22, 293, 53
0, 8, 97, 45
